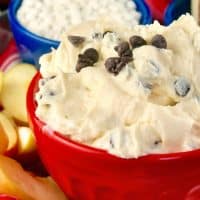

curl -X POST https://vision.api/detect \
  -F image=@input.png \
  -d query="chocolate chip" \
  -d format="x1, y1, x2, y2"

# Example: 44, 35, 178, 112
76, 55, 94, 72
50, 75, 56, 79
44, 104, 50, 108
76, 48, 99, 72
49, 91, 55, 96
105, 57, 121, 75
103, 31, 113, 37
114, 41, 132, 57
141, 81, 153, 90
151, 34, 167, 49
40, 80, 46, 86
84, 48, 99, 63
109, 136, 114, 148
154, 140, 162, 145
129, 35, 147, 49
39, 94, 43, 100
121, 56, 133, 64
174, 77, 190, 97
78, 54, 94, 64
92, 32, 102, 40
68, 35, 85, 47
76, 62, 87, 72
105, 57, 129, 75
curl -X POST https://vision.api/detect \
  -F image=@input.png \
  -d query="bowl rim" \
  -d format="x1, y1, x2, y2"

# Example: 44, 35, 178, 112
163, 0, 177, 25
27, 72, 200, 163
134, 0, 153, 25
8, 0, 152, 45
163, 0, 191, 25
8, 0, 60, 46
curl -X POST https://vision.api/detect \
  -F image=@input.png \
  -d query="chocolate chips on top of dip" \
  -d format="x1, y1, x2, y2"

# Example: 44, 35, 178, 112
70, 30, 169, 76
76, 48, 99, 72
129, 35, 147, 49
67, 35, 85, 47
151, 34, 167, 49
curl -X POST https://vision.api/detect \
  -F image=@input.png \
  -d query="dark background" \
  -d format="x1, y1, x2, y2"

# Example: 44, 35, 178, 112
0, 0, 10, 11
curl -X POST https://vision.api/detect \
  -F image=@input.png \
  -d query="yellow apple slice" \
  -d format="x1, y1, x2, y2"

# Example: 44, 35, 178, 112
0, 63, 37, 123
0, 70, 4, 94
0, 155, 67, 200
1, 110, 17, 129
0, 123, 8, 154
0, 112, 18, 156
17, 126, 36, 155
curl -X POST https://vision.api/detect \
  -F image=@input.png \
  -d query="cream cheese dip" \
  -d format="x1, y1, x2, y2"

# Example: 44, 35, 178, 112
35, 15, 200, 158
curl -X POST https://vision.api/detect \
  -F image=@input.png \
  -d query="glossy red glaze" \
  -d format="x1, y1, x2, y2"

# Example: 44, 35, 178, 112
27, 72, 200, 200
145, 0, 172, 22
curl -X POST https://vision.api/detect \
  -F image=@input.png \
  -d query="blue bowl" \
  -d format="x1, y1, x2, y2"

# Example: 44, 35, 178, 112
164, 0, 191, 25
134, 0, 152, 25
8, 0, 59, 67
8, 0, 152, 68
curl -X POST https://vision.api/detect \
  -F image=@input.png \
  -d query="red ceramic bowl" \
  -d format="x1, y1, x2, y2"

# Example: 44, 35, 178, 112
145, 0, 172, 22
27, 72, 200, 200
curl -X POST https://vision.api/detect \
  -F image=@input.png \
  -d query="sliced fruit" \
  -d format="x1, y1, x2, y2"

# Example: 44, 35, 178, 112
0, 63, 37, 123
0, 123, 8, 154
1, 111, 16, 129
2, 109, 28, 127
0, 112, 18, 156
0, 70, 4, 94
0, 155, 67, 200
17, 127, 36, 155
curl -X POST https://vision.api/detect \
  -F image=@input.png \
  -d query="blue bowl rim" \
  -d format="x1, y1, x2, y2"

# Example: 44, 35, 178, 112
8, 0, 60, 46
164, 0, 177, 25
134, 0, 152, 25
8, 0, 152, 44
163, 0, 191, 25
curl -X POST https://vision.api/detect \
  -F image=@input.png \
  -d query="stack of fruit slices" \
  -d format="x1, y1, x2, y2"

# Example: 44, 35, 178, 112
0, 63, 67, 200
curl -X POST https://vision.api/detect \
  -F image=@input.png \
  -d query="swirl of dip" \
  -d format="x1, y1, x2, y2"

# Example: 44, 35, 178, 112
36, 15, 200, 158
